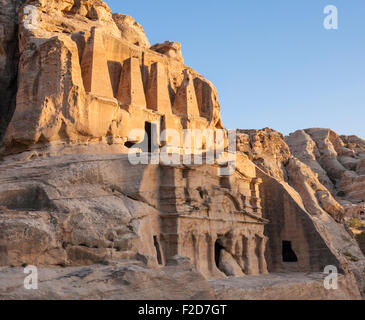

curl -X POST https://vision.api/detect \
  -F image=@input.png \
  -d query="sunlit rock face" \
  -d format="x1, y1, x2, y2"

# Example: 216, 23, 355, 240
1, 0, 222, 153
236, 127, 365, 293
0, 0, 364, 300
112, 13, 150, 49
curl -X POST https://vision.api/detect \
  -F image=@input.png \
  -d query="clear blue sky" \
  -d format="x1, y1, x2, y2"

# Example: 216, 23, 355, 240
106, 0, 365, 137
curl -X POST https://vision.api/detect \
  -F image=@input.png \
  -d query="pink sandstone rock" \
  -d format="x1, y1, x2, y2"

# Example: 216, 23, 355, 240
117, 57, 147, 108
0, 0, 364, 301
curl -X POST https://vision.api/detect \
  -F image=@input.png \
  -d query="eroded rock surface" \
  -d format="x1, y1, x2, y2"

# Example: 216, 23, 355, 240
0, 260, 215, 300
1, 0, 222, 154
112, 13, 150, 48
0, 0, 364, 300
1, 263, 360, 300
0, 0, 26, 142
237, 127, 365, 294
287, 129, 365, 215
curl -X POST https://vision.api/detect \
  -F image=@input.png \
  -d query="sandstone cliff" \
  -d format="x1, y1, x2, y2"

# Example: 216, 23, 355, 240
237, 128, 365, 292
0, 0, 364, 300
0, 0, 25, 142
1, 0, 221, 154
286, 129, 365, 216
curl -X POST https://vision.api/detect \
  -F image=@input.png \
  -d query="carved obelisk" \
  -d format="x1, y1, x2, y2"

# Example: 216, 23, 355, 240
172, 69, 200, 117
117, 57, 147, 108
146, 62, 172, 114
81, 27, 114, 99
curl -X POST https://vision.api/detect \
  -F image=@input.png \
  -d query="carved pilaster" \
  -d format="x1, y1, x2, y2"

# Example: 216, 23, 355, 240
256, 235, 269, 274
244, 236, 259, 275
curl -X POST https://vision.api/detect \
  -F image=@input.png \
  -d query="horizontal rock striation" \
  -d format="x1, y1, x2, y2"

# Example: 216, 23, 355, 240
0, 0, 364, 299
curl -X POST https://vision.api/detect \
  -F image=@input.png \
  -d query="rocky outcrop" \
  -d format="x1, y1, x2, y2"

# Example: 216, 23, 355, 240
112, 13, 150, 48
237, 128, 291, 182
286, 129, 365, 201
236, 128, 344, 222
150, 41, 184, 63
0, 259, 216, 300
0, 263, 360, 300
1, 0, 222, 154
0, 152, 175, 268
286, 158, 344, 221
211, 272, 361, 300
0, 150, 271, 281
237, 127, 365, 228
287, 129, 365, 212
237, 128, 365, 293
285, 129, 335, 191
0, 0, 364, 300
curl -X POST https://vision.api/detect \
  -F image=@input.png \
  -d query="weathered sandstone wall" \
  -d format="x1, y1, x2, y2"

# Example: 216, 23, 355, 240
1, 0, 222, 155
0, 0, 364, 299
237, 128, 365, 293
0, 0, 26, 142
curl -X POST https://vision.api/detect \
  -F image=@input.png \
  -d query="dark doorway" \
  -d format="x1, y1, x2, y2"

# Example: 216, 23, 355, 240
124, 122, 158, 152
153, 235, 163, 265
145, 122, 158, 153
282, 241, 298, 262
214, 240, 225, 268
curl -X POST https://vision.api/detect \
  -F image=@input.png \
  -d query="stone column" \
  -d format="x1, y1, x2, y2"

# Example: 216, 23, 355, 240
117, 57, 147, 108
244, 236, 259, 275
206, 234, 215, 275
250, 178, 262, 214
256, 235, 268, 274
146, 62, 172, 114
159, 233, 179, 262
195, 234, 211, 278
172, 70, 200, 117
234, 234, 245, 272
81, 27, 114, 99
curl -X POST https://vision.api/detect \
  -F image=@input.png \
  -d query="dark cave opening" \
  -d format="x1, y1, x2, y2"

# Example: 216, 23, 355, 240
282, 240, 298, 262
153, 235, 163, 265
214, 240, 225, 269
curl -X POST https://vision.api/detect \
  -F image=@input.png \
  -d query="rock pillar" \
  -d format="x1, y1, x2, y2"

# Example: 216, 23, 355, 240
117, 57, 147, 108
244, 236, 259, 275
146, 62, 172, 114
172, 70, 200, 117
81, 27, 114, 99
256, 235, 269, 274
